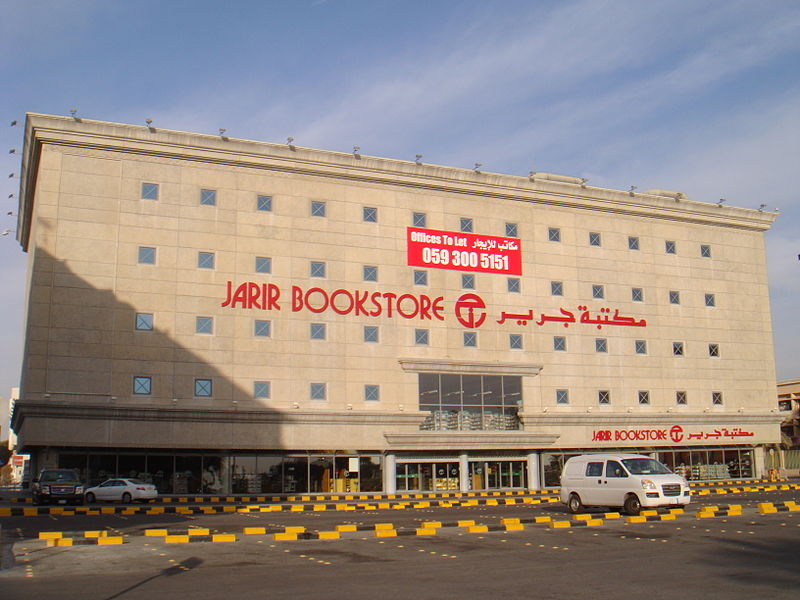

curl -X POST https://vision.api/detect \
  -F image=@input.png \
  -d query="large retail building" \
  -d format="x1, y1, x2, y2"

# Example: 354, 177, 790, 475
11, 114, 782, 494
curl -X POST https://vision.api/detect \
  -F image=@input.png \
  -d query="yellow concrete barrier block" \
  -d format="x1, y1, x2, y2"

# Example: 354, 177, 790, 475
759, 506, 778, 514
39, 531, 62, 540
412, 502, 431, 508
467, 525, 489, 533
243, 527, 266, 535
144, 529, 168, 537
659, 514, 677, 521
284, 526, 306, 534
458, 520, 476, 527
23, 508, 38, 516
336, 524, 358, 532
505, 499, 517, 505
416, 528, 437, 536
269, 505, 283, 511
696, 512, 715, 519
374, 523, 394, 531
0, 508, 10, 517
47, 538, 72, 547
572, 514, 593, 521
504, 523, 525, 531
318, 531, 340, 539
84, 531, 107, 538
549, 521, 571, 529
584, 519, 603, 527
421, 521, 442, 529
290, 505, 305, 512
534, 516, 552, 524
222, 506, 236, 513
273, 533, 298, 541
640, 510, 658, 517
378, 503, 391, 509
97, 537, 123, 545
212, 534, 236, 542
165, 535, 190, 544
374, 529, 397, 538
626, 516, 647, 523
604, 512, 622, 519
189, 529, 210, 536
501, 518, 521, 525
140, 506, 158, 514
486, 499, 498, 505
362, 504, 377, 510
668, 508, 684, 515
757, 503, 775, 512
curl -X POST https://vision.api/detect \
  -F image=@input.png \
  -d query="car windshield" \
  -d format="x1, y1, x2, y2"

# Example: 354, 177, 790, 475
621, 458, 672, 475
41, 471, 79, 482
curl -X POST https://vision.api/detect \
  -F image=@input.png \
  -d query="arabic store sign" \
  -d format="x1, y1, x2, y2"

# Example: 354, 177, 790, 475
406, 227, 522, 275
591, 425, 755, 444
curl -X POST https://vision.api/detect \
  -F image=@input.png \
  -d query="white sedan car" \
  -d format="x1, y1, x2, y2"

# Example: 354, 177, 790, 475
84, 478, 158, 503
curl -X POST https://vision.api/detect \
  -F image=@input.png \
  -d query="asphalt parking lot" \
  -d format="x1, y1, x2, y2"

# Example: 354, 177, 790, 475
2, 485, 799, 599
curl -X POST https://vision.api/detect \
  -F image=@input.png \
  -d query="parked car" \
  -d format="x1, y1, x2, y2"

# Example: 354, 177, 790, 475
560, 453, 691, 515
84, 478, 159, 503
31, 468, 85, 505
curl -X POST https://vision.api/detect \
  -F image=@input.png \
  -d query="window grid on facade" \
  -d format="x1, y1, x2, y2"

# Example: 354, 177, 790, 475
556, 389, 569, 405
254, 381, 270, 399
311, 200, 326, 217
195, 316, 213, 334
505, 222, 518, 238
598, 390, 611, 405
463, 331, 477, 347
138, 246, 156, 265
364, 326, 378, 343
669, 290, 680, 305
197, 251, 215, 269
200, 189, 216, 206
628, 236, 640, 250
135, 313, 153, 331
709, 343, 720, 357
310, 323, 326, 340
589, 232, 601, 246
551, 281, 563, 296
257, 195, 272, 211
712, 392, 723, 405
595, 338, 608, 353
141, 183, 158, 200
310, 383, 326, 400
364, 384, 380, 402
592, 284, 604, 299
133, 376, 151, 395
507, 278, 521, 293
548, 227, 561, 242
254, 320, 271, 337
461, 274, 475, 289
413, 212, 426, 228
705, 293, 716, 307
310, 261, 326, 278
673, 341, 684, 356
632, 287, 643, 302
415, 329, 429, 345
700, 244, 712, 258
363, 206, 377, 223
665, 240, 676, 254
676, 391, 687, 405
509, 334, 523, 350
553, 336, 566, 351
635, 340, 647, 355
255, 256, 272, 274
413, 270, 428, 286
638, 390, 650, 405
363, 265, 378, 282
195, 379, 213, 397
460, 217, 473, 233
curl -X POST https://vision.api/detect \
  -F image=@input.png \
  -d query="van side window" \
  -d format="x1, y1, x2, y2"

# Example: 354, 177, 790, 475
586, 462, 603, 477
606, 461, 627, 478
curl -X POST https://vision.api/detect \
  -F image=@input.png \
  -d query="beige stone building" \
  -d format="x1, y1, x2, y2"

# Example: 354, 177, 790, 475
11, 114, 782, 493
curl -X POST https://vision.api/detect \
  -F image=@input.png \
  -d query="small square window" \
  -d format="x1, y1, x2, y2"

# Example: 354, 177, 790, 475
589, 232, 602, 246
415, 329, 429, 345
598, 390, 611, 405
665, 240, 676, 254
595, 338, 608, 353
631, 287, 644, 302
364, 326, 379, 343
364, 384, 380, 402
553, 336, 566, 352
197, 251, 215, 269
708, 343, 720, 357
507, 278, 521, 293
700, 244, 712, 258
141, 183, 159, 200
138, 246, 156, 265
310, 261, 326, 278
705, 293, 716, 307
635, 340, 647, 355
551, 281, 563, 296
413, 212, 427, 228
673, 341, 684, 356
254, 320, 271, 338
460, 217, 473, 233
311, 200, 326, 217
628, 236, 640, 250
676, 391, 687, 405
669, 290, 680, 305
461, 274, 475, 290
195, 378, 213, 397
505, 222, 518, 238
592, 284, 605, 299
638, 390, 650, 405
548, 227, 561, 242
133, 376, 151, 395
463, 331, 477, 347
135, 312, 153, 331
255, 256, 272, 274
254, 381, 271, 399
257, 195, 272, 211
200, 189, 217, 206
363, 206, 378, 223
310, 383, 327, 401
712, 391, 723, 405
509, 334, 523, 350
413, 270, 428, 286
310, 323, 326, 340
363, 265, 378, 282
196, 316, 213, 334
556, 389, 569, 404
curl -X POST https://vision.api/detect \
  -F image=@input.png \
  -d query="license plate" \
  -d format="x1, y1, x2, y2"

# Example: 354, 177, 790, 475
58, 499, 67, 504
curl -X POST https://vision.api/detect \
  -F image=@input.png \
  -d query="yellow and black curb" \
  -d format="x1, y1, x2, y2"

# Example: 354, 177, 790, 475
757, 501, 800, 514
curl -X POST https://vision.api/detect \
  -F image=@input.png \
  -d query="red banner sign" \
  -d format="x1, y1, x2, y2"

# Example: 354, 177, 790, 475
406, 227, 522, 275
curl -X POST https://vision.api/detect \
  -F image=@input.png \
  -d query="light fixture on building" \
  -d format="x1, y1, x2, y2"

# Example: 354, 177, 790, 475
219, 128, 228, 140
346, 403, 353, 410
528, 170, 536, 181
398, 403, 404, 412
292, 402, 300, 409
146, 119, 155, 133
738, 407, 744, 413
674, 192, 684, 202
579, 177, 587, 188
717, 198, 726, 207
69, 109, 79, 121
353, 145, 361, 157
627, 407, 633, 412
473, 162, 482, 173
666, 407, 673, 412
415, 154, 423, 165
758, 204, 767, 211
629, 185, 637, 196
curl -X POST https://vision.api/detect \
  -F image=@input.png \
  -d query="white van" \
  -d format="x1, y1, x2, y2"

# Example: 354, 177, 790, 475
559, 453, 691, 515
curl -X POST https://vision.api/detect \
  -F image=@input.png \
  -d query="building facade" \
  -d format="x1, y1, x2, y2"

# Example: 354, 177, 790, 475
11, 114, 782, 493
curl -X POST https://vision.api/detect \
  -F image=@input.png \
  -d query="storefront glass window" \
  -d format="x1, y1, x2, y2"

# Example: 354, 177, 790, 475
257, 456, 283, 493
175, 456, 202, 494
147, 455, 174, 493
360, 456, 382, 492
283, 456, 308, 493
310, 456, 334, 493
118, 455, 146, 481
201, 456, 225, 494
88, 454, 117, 487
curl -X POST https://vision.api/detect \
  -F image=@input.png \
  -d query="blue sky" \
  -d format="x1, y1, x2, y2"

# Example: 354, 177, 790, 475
1, 0, 798, 431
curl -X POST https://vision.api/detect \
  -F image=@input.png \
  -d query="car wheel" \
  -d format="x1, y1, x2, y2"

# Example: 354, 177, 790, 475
85, 492, 95, 503
623, 494, 641, 516
567, 493, 583, 514
122, 492, 132, 503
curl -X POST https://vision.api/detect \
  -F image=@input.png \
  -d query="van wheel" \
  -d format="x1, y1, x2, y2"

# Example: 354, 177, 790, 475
567, 493, 583, 514
624, 494, 641, 516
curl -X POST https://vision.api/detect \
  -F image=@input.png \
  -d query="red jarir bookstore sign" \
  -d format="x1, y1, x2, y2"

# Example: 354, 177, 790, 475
406, 227, 522, 275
